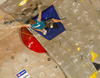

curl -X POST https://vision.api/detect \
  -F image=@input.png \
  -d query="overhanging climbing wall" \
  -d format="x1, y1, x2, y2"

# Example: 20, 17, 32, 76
0, 0, 100, 78
0, 0, 63, 23
32, 0, 100, 78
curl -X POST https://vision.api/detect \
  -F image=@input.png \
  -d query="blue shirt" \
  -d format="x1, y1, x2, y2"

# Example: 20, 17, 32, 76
31, 20, 45, 29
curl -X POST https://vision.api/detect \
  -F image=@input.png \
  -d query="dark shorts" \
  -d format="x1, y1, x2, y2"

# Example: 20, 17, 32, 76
45, 18, 54, 28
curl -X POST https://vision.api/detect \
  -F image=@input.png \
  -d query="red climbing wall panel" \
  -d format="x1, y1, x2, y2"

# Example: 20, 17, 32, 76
21, 27, 47, 53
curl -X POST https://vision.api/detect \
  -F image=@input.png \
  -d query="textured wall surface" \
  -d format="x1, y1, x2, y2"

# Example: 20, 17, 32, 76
30, 0, 100, 78
0, 0, 62, 22
0, 0, 100, 78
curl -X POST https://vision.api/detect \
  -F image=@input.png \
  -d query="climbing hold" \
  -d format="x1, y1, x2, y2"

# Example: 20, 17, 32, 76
0, 16, 1, 18
30, 4, 33, 7
99, 30, 100, 32
89, 71, 98, 78
24, 59, 28, 62
11, 56, 15, 59
47, 58, 51, 61
83, 65, 85, 67
90, 40, 93, 43
81, 0, 83, 2
91, 51, 98, 62
40, 4, 42, 6
93, 62, 100, 71
77, 47, 80, 51
54, 66, 58, 69
75, 43, 79, 45
70, 76, 72, 77
19, 0, 27, 6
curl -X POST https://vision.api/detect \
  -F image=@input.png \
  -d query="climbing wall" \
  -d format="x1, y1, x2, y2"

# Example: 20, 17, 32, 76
0, 0, 67, 78
32, 0, 100, 78
0, 0, 100, 78
0, 0, 63, 23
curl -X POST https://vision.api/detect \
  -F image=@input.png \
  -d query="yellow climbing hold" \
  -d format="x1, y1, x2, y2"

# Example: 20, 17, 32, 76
0, 16, 1, 18
81, 0, 83, 2
77, 47, 80, 51
75, 43, 79, 46
89, 71, 98, 78
19, 0, 27, 6
83, 65, 85, 67
91, 51, 98, 62
70, 76, 72, 77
